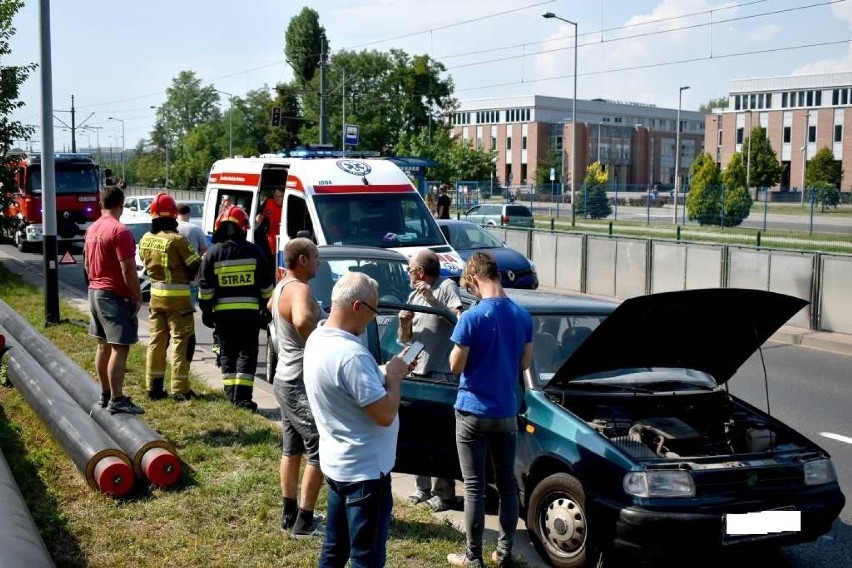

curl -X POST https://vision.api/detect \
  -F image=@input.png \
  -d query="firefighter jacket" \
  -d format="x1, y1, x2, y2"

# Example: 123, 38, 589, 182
198, 238, 274, 322
139, 230, 201, 312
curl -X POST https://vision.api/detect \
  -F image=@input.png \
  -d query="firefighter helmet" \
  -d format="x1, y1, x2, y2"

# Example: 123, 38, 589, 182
149, 193, 178, 218
215, 205, 250, 233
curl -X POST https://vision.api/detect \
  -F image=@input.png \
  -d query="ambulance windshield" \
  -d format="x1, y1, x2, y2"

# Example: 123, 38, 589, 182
314, 193, 445, 248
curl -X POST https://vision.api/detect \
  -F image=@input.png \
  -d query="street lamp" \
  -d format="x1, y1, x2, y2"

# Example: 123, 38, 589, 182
107, 116, 125, 181
801, 111, 811, 206
543, 12, 578, 226
214, 88, 234, 157
673, 85, 690, 224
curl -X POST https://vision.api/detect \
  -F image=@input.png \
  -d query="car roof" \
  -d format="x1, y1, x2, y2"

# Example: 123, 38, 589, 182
505, 288, 618, 315
317, 244, 408, 262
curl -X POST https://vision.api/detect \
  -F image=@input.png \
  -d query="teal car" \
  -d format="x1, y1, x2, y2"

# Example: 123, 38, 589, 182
388, 288, 845, 567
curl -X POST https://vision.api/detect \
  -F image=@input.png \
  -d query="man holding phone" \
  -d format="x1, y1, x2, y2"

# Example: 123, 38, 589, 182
399, 249, 463, 512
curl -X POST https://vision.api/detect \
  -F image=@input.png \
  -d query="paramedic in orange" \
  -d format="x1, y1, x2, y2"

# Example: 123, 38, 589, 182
256, 187, 284, 272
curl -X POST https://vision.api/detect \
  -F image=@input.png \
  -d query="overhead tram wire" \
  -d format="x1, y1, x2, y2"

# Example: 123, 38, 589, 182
453, 38, 852, 93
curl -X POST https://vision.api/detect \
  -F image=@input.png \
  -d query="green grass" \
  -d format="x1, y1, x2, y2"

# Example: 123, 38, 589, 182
0, 265, 508, 567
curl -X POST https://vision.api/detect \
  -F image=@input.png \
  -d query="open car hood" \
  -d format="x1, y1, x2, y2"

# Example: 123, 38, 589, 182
551, 288, 808, 387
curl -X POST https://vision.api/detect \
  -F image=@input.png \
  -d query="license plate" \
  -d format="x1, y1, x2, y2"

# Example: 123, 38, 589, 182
723, 507, 800, 544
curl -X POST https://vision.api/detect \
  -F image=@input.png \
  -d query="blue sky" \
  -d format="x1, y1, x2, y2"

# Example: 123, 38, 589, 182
8, 0, 852, 152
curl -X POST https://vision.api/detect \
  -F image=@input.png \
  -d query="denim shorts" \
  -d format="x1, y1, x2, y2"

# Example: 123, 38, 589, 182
88, 289, 138, 345
274, 379, 320, 466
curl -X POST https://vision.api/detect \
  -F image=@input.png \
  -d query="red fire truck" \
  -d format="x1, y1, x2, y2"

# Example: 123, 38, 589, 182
1, 150, 101, 252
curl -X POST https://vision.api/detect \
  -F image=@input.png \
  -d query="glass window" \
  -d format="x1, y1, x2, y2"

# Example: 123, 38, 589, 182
734, 95, 741, 111
313, 193, 445, 248
816, 91, 822, 106
505, 205, 532, 217
833, 89, 840, 106
445, 223, 503, 250
750, 94, 756, 109
843, 90, 849, 106
28, 165, 99, 195
507, 137, 512, 150
807, 91, 813, 107
736, 127, 744, 144
783, 126, 791, 144
531, 314, 607, 383
808, 125, 816, 143
522, 136, 527, 150
782, 92, 788, 108
835, 124, 843, 142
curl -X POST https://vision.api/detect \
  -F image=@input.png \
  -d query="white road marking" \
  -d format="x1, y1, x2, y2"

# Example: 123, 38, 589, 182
819, 432, 852, 445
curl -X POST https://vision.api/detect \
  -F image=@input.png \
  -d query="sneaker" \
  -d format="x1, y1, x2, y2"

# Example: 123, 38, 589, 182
107, 396, 145, 415
423, 495, 455, 512
99, 391, 111, 408
290, 518, 325, 540
406, 490, 430, 505
446, 552, 484, 567
491, 550, 512, 567
172, 390, 197, 402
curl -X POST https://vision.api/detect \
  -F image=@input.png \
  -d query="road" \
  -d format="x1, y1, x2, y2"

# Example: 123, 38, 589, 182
2, 242, 849, 566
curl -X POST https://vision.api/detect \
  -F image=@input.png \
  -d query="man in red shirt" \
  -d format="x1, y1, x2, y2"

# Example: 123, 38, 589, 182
255, 188, 284, 274
84, 185, 144, 415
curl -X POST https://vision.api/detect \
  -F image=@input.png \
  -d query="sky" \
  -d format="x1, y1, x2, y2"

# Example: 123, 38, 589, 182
7, 0, 852, 152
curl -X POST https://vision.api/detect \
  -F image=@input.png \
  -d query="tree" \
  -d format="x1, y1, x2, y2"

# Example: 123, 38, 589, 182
812, 180, 841, 212
743, 126, 783, 191
285, 7, 327, 84
171, 123, 224, 189
806, 147, 843, 189
685, 152, 723, 225
0, 0, 36, 185
721, 153, 753, 226
535, 147, 562, 189
577, 162, 611, 219
698, 96, 729, 113
396, 126, 494, 185
151, 71, 221, 149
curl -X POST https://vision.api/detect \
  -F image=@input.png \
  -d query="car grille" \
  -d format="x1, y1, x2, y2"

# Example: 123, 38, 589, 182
694, 465, 803, 496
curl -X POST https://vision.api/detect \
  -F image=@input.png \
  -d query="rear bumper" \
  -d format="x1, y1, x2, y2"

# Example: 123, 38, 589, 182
590, 487, 845, 557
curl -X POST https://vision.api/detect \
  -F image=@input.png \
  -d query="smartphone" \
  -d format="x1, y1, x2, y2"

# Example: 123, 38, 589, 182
402, 341, 425, 365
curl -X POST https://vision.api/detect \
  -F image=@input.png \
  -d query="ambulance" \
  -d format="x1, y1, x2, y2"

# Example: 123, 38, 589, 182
201, 154, 464, 280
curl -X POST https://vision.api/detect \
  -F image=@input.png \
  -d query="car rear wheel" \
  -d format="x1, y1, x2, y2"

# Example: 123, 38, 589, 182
265, 327, 277, 384
527, 472, 590, 568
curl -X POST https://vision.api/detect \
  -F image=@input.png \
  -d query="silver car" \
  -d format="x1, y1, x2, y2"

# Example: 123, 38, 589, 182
462, 203, 534, 228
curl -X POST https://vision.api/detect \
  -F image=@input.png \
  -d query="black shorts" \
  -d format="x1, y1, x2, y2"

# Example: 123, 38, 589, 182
88, 289, 138, 345
274, 379, 320, 467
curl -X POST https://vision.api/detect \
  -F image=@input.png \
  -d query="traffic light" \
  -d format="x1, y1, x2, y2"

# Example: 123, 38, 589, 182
271, 107, 281, 127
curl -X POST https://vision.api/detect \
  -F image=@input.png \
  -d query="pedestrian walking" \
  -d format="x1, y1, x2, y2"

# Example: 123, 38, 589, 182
399, 250, 463, 512
199, 205, 274, 411
138, 194, 201, 401
269, 238, 325, 538
303, 272, 414, 568
447, 252, 533, 567
83, 184, 145, 415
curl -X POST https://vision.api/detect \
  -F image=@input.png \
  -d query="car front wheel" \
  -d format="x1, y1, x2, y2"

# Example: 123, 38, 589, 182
527, 472, 590, 568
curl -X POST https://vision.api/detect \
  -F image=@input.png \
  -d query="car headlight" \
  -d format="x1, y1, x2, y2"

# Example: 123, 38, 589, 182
26, 225, 43, 237
624, 470, 695, 498
804, 458, 837, 486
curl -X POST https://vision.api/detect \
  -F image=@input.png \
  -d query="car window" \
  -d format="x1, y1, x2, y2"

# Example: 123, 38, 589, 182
139, 198, 153, 212
506, 205, 532, 217
532, 314, 607, 384
188, 203, 204, 217
466, 226, 503, 249
308, 256, 411, 311
125, 198, 136, 210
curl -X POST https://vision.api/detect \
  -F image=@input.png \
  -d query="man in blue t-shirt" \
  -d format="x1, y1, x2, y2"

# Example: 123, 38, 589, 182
448, 252, 533, 567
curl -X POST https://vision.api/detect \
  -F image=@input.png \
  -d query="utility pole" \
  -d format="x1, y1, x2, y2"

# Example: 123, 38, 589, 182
341, 67, 346, 157
319, 39, 328, 144
70, 94, 76, 152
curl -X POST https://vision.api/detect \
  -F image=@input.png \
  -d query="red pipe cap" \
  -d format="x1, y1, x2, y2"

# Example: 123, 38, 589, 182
94, 456, 134, 497
142, 448, 182, 487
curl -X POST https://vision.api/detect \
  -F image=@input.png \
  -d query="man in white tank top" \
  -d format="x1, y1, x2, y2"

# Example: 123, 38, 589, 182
268, 238, 324, 538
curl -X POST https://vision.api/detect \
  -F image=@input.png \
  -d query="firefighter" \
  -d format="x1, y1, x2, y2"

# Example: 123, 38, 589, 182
139, 193, 201, 401
199, 205, 273, 411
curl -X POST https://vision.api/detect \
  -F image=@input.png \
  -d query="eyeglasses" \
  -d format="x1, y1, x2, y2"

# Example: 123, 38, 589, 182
358, 300, 380, 316
406, 265, 422, 273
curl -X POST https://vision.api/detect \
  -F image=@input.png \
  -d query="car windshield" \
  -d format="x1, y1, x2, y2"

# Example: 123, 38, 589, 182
186, 202, 204, 217
506, 205, 532, 217
313, 193, 445, 248
125, 223, 150, 243
446, 224, 504, 250
28, 165, 99, 195
531, 313, 607, 386
308, 255, 412, 312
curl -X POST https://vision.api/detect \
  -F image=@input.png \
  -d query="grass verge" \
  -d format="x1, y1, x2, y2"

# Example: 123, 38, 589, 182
0, 264, 490, 567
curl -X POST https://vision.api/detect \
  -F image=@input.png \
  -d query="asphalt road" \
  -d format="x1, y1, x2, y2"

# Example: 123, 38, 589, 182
2, 242, 849, 567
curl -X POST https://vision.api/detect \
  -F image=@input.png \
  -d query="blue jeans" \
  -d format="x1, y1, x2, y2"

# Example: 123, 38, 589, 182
320, 473, 393, 568
455, 410, 519, 561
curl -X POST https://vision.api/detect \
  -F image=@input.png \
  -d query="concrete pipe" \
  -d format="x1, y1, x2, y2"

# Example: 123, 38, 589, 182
0, 305, 181, 488
0, 450, 55, 567
3, 333, 134, 496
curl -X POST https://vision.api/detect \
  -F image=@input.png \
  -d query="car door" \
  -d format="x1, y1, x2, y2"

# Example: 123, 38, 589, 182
463, 205, 482, 225
374, 305, 462, 480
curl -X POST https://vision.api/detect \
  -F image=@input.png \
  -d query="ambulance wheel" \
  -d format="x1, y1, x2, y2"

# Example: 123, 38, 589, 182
265, 333, 277, 384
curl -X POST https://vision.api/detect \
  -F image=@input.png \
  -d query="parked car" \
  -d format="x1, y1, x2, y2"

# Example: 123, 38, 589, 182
437, 219, 537, 289
119, 195, 157, 224
388, 288, 845, 567
462, 202, 534, 228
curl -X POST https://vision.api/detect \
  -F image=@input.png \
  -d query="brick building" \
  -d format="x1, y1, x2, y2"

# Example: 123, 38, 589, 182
705, 72, 852, 192
450, 95, 705, 191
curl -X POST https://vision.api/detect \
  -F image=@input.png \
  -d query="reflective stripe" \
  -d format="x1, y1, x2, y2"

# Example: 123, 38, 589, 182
214, 303, 259, 311
222, 377, 255, 387
260, 284, 273, 299
199, 291, 214, 300
151, 287, 191, 297
214, 259, 257, 270
185, 252, 200, 265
